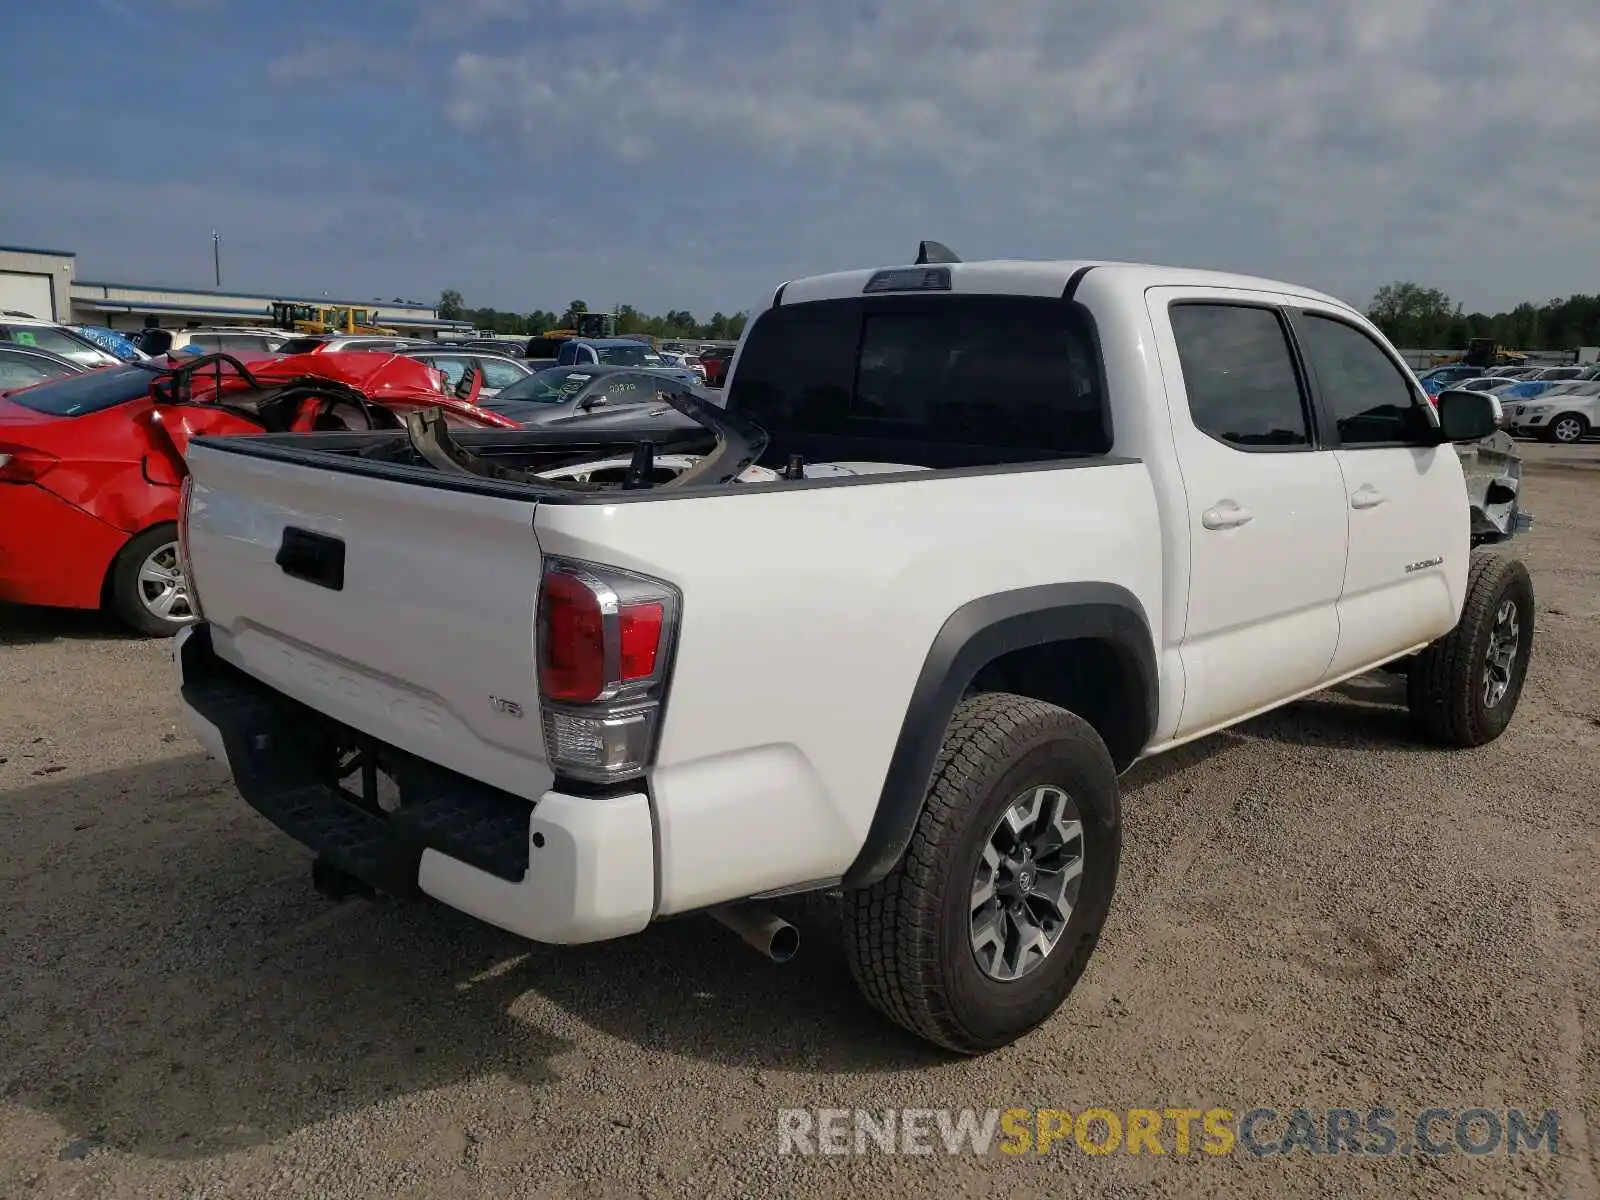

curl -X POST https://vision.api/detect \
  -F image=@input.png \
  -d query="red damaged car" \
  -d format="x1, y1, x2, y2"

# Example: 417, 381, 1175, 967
0, 351, 517, 636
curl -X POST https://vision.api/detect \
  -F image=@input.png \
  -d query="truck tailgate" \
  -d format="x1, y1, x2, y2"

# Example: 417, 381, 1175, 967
183, 439, 552, 800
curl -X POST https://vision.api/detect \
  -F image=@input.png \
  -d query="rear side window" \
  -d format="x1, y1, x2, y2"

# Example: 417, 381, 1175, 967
277, 337, 325, 354
1, 324, 106, 365
1168, 304, 1310, 449
1295, 314, 1429, 447
3, 364, 157, 417
726, 295, 1108, 464
189, 333, 272, 354
425, 356, 468, 388
479, 358, 527, 389
0, 351, 76, 390
219, 334, 272, 353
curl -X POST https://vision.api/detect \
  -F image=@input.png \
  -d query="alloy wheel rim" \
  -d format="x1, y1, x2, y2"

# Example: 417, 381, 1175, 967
1483, 598, 1521, 708
970, 784, 1085, 982
1554, 418, 1583, 442
137, 542, 193, 623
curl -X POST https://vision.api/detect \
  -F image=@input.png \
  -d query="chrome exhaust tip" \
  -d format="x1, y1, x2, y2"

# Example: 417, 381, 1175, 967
709, 903, 799, 963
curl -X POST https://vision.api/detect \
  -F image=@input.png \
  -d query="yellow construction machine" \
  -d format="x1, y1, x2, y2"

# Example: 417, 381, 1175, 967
270, 301, 397, 336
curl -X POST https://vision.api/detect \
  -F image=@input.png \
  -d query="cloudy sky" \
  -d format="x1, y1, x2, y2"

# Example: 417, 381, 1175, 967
2, 0, 1596, 319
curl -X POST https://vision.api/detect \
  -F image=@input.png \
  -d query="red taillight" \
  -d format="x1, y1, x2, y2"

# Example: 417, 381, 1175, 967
538, 571, 669, 702
539, 569, 608, 702
0, 444, 58, 484
619, 602, 664, 680
536, 559, 677, 782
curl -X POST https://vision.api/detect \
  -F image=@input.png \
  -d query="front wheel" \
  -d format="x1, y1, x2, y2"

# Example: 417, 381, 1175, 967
842, 693, 1122, 1054
107, 523, 197, 637
1407, 550, 1534, 747
1542, 413, 1588, 444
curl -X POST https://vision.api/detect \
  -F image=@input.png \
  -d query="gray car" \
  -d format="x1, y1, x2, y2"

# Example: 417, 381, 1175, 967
480, 364, 706, 428
396, 347, 533, 399
0, 318, 123, 369
0, 345, 88, 391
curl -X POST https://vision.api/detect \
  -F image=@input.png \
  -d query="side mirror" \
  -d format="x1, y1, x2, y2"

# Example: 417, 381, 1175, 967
1435, 390, 1497, 442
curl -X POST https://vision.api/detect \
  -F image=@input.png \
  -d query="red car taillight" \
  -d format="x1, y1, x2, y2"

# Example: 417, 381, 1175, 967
176, 474, 205, 619
536, 558, 678, 783
0, 444, 58, 485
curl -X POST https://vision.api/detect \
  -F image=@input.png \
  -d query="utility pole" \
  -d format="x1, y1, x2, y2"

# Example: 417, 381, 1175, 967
211, 231, 221, 288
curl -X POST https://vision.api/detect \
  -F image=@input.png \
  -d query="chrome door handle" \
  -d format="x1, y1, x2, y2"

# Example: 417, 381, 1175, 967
1201, 500, 1254, 530
1350, 485, 1386, 510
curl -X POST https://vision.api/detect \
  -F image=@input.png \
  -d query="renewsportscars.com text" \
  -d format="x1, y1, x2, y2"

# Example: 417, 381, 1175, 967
777, 1106, 1560, 1158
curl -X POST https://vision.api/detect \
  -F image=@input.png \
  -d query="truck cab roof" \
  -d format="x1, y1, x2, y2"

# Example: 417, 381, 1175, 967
775, 259, 1350, 314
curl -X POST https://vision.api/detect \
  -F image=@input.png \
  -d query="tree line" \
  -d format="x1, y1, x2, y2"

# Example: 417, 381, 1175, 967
1367, 282, 1600, 351
436, 290, 748, 341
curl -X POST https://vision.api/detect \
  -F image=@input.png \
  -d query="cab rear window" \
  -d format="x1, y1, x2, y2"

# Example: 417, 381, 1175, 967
725, 295, 1109, 467
4, 364, 158, 417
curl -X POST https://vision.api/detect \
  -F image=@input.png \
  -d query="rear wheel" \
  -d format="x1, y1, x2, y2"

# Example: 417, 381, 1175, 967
842, 693, 1122, 1054
1407, 550, 1534, 746
1543, 413, 1588, 444
107, 523, 196, 637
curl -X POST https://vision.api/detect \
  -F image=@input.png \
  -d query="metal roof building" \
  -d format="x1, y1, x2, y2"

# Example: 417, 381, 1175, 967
0, 243, 469, 335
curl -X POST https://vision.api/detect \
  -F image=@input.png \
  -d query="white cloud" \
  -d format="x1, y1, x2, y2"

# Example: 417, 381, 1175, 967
441, 0, 1600, 310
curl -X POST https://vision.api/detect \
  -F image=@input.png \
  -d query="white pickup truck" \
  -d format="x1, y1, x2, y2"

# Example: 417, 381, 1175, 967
174, 246, 1535, 1054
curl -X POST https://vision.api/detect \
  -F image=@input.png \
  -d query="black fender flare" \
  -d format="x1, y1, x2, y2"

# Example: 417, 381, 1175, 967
841, 582, 1157, 889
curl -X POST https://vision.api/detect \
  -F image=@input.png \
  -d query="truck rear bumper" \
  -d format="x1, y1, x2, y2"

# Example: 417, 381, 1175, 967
172, 623, 656, 944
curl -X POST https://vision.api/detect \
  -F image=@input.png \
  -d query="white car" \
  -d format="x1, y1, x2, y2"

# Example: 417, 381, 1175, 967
1450, 377, 1521, 413
173, 247, 1532, 1054
656, 350, 708, 382
1504, 381, 1599, 443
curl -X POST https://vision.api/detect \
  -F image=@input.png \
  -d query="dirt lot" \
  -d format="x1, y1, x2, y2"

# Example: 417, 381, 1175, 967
3, 450, 1598, 1199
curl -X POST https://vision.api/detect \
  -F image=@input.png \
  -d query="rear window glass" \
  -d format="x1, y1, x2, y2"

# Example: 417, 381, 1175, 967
593, 345, 664, 367
725, 295, 1109, 465
4, 364, 158, 417
276, 336, 325, 354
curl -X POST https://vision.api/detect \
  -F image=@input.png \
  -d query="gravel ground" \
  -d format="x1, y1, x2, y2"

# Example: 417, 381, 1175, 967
2, 452, 1597, 1199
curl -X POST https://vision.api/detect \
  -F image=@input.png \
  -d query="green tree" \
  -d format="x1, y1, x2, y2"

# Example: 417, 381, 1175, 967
1367, 281, 1456, 347
560, 300, 589, 328
437, 288, 465, 320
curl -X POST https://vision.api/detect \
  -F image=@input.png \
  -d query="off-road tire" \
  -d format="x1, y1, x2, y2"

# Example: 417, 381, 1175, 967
842, 693, 1122, 1054
1407, 550, 1534, 747
107, 523, 194, 638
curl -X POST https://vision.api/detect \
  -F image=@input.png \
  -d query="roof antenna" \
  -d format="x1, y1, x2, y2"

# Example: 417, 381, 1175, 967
915, 240, 960, 265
